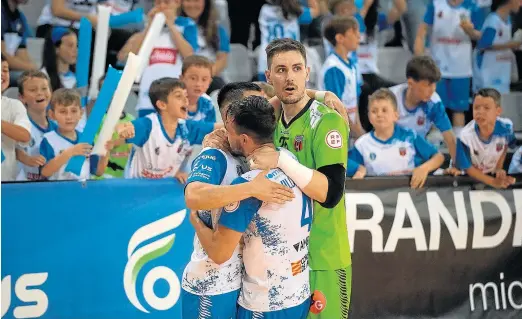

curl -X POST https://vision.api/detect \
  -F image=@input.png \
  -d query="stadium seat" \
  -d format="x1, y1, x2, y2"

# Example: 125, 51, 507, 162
305, 45, 322, 89
377, 47, 411, 83
26, 38, 45, 69
501, 92, 522, 132
223, 44, 253, 82
123, 91, 138, 118
2, 87, 19, 100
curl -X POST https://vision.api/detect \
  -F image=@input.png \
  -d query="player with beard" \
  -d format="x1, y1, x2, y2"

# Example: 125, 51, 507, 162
182, 82, 296, 318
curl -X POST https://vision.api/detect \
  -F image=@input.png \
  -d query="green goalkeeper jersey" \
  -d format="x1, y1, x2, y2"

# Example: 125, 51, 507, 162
273, 99, 351, 270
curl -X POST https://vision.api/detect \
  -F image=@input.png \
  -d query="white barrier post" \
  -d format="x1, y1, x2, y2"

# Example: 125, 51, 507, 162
92, 53, 142, 156
89, 5, 112, 99
135, 12, 166, 82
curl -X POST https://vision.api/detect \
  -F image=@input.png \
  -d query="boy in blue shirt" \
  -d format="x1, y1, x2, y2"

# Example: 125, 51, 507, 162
117, 77, 221, 181
348, 88, 444, 188
455, 88, 517, 188
40, 88, 112, 180
180, 55, 216, 123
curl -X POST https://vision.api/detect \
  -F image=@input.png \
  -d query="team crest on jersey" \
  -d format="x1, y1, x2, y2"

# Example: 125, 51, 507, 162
496, 143, 504, 152
155, 147, 160, 155
417, 116, 425, 126
499, 30, 503, 37
399, 147, 407, 156
474, 149, 479, 156
224, 201, 240, 213
294, 135, 304, 152
325, 130, 342, 149
29, 138, 35, 147
369, 152, 376, 161
438, 11, 443, 18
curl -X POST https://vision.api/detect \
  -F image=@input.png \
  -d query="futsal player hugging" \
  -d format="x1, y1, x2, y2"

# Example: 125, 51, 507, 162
455, 88, 517, 188
180, 55, 216, 123
40, 88, 112, 181
348, 88, 444, 188
117, 77, 221, 181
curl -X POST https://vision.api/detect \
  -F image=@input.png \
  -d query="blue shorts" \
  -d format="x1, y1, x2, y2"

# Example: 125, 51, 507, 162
436, 77, 471, 112
237, 299, 310, 319
181, 289, 240, 319
137, 109, 156, 118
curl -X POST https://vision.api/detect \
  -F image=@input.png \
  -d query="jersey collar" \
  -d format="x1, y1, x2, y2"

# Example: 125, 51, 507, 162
280, 98, 314, 129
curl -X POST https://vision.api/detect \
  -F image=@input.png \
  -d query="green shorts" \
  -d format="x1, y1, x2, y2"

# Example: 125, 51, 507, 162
307, 265, 352, 319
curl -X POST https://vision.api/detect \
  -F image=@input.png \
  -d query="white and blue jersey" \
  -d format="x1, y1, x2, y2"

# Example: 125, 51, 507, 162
456, 118, 516, 173
39, 129, 100, 181
181, 147, 248, 318
17, 117, 57, 181
424, 0, 482, 78
318, 53, 358, 123
124, 113, 214, 179
257, 4, 313, 78
196, 24, 230, 63
349, 124, 439, 176
188, 94, 216, 123
322, 13, 365, 88
219, 152, 311, 314
137, 16, 199, 112
508, 146, 522, 174
473, 12, 513, 93
390, 83, 453, 137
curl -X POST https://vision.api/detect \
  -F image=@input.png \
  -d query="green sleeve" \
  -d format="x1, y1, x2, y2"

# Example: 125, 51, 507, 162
312, 112, 349, 169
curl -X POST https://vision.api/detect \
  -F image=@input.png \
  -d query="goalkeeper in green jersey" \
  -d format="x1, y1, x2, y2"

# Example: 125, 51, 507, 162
249, 38, 352, 319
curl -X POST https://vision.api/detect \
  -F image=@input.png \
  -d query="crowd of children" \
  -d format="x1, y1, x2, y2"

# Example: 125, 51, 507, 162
1, 0, 520, 190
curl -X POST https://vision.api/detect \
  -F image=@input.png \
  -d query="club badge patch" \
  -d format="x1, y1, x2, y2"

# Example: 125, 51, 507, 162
294, 135, 304, 152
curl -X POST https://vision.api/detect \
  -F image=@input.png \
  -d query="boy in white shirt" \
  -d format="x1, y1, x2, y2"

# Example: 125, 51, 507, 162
16, 70, 56, 181
348, 88, 444, 188
455, 88, 517, 188
117, 77, 220, 181
1, 55, 31, 181
40, 88, 111, 180
414, 0, 483, 134
180, 55, 216, 123
389, 55, 457, 161
319, 15, 365, 138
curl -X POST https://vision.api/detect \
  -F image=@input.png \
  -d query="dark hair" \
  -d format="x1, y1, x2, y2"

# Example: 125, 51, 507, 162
369, 88, 398, 110
226, 95, 276, 144
271, 0, 303, 19
42, 27, 76, 91
181, 0, 220, 52
217, 82, 262, 110
18, 70, 51, 95
182, 55, 213, 74
1, 54, 6, 62
406, 56, 441, 83
491, 0, 511, 12
324, 16, 359, 46
51, 88, 81, 110
474, 88, 502, 106
265, 38, 307, 69
148, 77, 186, 112
329, 0, 352, 13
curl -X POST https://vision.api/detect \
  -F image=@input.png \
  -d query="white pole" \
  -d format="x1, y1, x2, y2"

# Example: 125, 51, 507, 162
88, 5, 112, 99
135, 12, 166, 82
92, 53, 142, 156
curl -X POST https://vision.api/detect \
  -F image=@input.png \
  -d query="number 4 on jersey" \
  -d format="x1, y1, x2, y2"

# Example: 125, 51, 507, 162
301, 194, 312, 231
